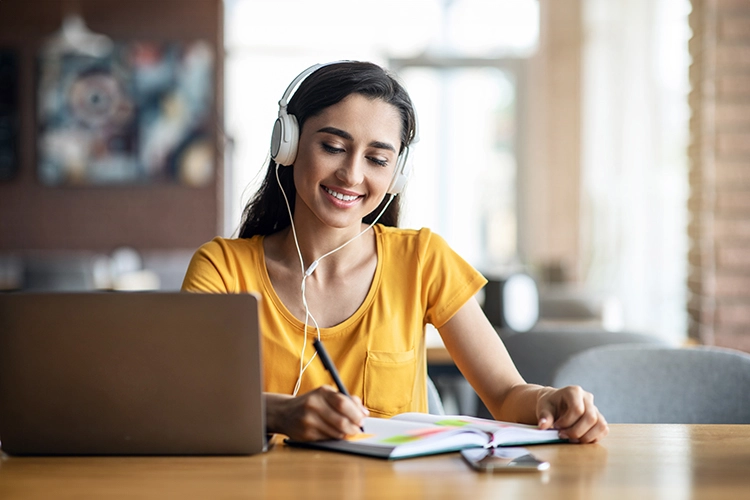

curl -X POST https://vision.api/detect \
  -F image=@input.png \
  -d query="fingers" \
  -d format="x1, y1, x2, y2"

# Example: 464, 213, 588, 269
351, 395, 370, 418
283, 386, 369, 442
298, 409, 351, 441
537, 409, 555, 430
557, 400, 604, 444
318, 386, 368, 433
541, 385, 609, 444
576, 413, 609, 444
550, 386, 590, 429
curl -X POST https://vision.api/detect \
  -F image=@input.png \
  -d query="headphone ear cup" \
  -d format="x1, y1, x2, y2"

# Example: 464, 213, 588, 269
270, 111, 299, 166
387, 146, 413, 195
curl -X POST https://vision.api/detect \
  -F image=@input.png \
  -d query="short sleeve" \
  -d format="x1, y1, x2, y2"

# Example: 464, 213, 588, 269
181, 238, 236, 293
419, 230, 487, 329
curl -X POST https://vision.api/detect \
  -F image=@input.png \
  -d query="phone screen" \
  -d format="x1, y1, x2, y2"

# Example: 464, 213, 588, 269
461, 447, 550, 472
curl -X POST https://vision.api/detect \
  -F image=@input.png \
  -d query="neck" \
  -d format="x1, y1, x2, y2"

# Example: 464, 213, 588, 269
280, 220, 374, 276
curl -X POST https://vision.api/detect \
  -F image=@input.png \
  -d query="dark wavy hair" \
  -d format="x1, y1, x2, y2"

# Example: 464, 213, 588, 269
238, 61, 417, 239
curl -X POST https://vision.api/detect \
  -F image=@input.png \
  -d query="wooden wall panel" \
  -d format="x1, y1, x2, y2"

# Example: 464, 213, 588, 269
689, 0, 750, 352
0, 0, 223, 252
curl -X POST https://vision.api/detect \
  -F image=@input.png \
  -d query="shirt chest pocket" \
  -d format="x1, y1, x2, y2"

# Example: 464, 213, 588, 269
364, 349, 416, 418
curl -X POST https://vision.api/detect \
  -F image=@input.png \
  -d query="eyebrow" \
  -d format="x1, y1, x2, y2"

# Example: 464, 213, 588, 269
316, 126, 397, 153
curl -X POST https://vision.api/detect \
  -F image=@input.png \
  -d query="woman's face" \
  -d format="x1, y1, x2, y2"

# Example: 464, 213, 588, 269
292, 93, 403, 231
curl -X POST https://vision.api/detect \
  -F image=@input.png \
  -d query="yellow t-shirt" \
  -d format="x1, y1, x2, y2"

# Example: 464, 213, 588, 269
181, 224, 487, 417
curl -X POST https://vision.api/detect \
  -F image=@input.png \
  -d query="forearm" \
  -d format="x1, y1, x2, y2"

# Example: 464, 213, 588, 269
437, 300, 555, 425
487, 383, 555, 425
264, 392, 293, 435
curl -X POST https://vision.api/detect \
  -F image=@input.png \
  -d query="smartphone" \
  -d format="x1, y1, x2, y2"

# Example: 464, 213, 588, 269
461, 447, 550, 472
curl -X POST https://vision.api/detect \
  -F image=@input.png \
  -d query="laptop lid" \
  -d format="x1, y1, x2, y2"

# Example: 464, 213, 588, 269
0, 292, 265, 456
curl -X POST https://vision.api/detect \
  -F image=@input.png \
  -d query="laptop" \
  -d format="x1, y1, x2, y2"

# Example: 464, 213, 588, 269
0, 292, 266, 456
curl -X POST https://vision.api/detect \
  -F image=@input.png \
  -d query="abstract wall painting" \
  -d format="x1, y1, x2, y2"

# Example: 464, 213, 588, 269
37, 40, 214, 186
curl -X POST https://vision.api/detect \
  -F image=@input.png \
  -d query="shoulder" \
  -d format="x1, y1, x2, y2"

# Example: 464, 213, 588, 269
375, 225, 436, 246
376, 225, 483, 282
376, 225, 451, 256
194, 236, 261, 260
182, 236, 264, 293
190, 235, 265, 273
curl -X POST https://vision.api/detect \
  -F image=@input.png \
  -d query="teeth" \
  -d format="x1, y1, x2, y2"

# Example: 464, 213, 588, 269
325, 187, 359, 201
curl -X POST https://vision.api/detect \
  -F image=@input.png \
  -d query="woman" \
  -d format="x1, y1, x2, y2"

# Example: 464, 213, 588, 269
182, 61, 608, 444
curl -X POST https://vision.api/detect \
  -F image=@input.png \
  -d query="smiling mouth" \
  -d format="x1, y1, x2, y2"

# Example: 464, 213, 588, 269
323, 186, 361, 202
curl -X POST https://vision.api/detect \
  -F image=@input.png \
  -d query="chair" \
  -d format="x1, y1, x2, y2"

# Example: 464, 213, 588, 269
427, 376, 445, 415
502, 329, 668, 387
551, 344, 750, 423
22, 255, 96, 291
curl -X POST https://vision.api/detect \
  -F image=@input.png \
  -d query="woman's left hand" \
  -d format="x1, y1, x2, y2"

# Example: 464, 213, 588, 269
535, 385, 609, 444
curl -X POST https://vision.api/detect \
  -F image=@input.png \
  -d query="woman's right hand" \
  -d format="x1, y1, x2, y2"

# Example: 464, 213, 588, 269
265, 386, 369, 441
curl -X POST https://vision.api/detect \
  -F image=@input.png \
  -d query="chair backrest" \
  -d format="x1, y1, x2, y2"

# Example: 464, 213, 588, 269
426, 376, 445, 415
502, 330, 668, 386
552, 345, 750, 424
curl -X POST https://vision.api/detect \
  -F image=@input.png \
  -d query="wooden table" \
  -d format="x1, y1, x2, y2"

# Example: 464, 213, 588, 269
1, 425, 749, 499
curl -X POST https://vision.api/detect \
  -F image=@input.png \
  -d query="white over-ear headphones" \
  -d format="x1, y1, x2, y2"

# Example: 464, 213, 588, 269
269, 62, 417, 195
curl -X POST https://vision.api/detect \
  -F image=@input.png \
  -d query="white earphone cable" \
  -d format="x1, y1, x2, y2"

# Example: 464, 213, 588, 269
275, 164, 395, 396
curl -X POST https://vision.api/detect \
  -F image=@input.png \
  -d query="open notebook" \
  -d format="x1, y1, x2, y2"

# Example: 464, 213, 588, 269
286, 412, 564, 459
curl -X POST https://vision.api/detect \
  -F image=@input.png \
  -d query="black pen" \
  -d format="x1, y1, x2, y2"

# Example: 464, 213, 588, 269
313, 337, 351, 396
313, 338, 365, 431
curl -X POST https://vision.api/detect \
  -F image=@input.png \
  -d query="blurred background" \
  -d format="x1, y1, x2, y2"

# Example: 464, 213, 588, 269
0, 0, 747, 358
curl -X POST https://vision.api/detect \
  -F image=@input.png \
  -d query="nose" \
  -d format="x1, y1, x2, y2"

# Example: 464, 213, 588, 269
335, 154, 365, 187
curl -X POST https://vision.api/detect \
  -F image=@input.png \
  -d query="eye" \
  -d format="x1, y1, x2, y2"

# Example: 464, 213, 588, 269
322, 143, 344, 154
367, 156, 388, 167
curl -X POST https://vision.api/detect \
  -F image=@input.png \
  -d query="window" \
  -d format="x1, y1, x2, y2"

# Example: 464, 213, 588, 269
393, 60, 524, 268
223, 0, 539, 272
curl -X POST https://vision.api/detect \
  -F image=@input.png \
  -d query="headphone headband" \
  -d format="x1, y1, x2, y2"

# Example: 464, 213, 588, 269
270, 62, 341, 167
278, 63, 328, 109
